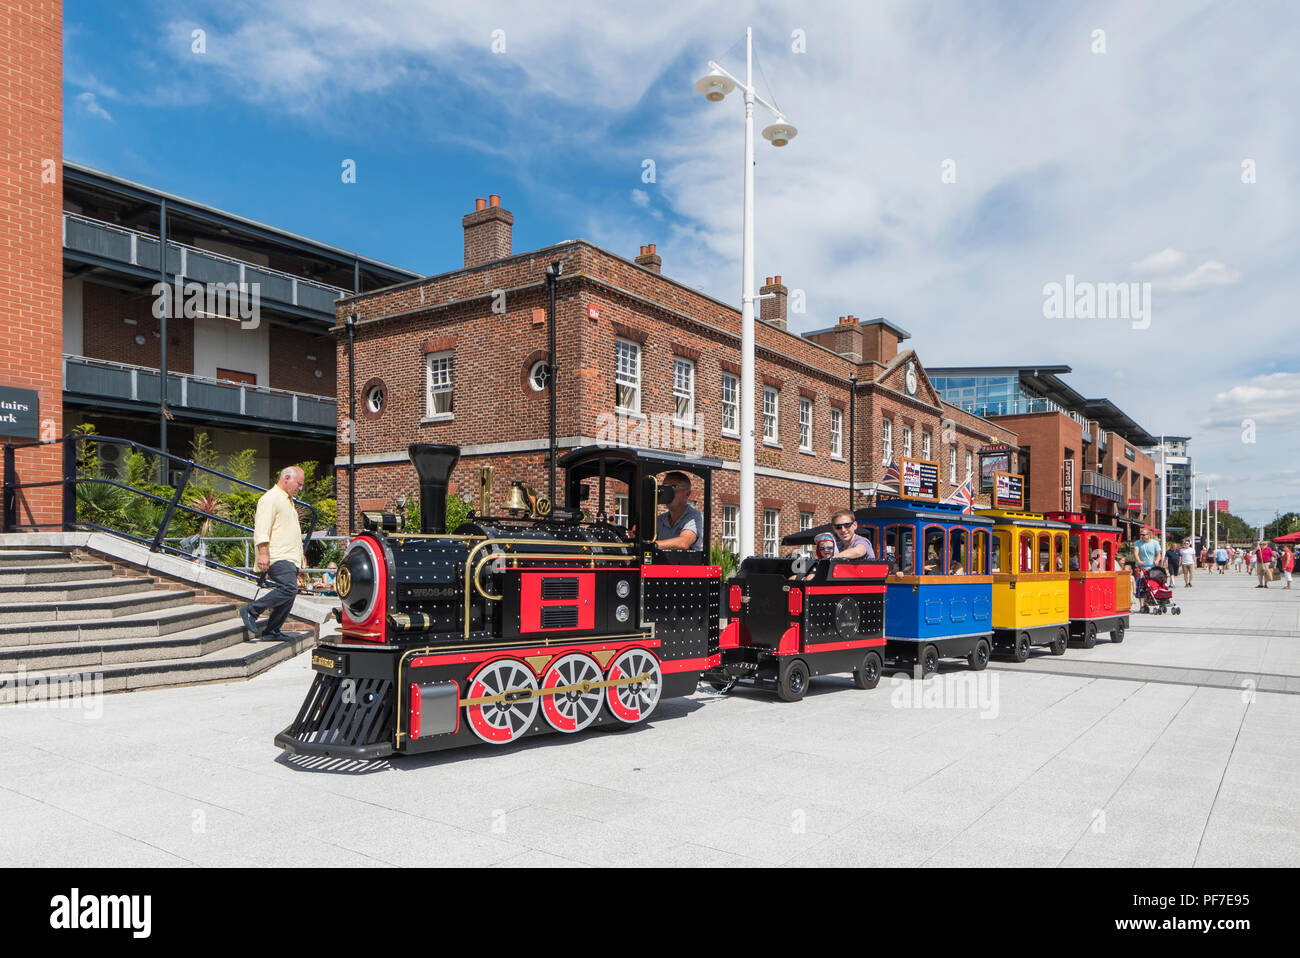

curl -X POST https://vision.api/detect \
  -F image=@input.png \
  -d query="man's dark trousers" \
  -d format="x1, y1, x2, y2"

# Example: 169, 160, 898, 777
249, 560, 298, 634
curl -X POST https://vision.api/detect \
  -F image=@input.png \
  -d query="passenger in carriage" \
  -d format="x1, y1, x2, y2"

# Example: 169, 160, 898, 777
1090, 549, 1104, 571
794, 533, 837, 580
830, 509, 874, 559
653, 471, 703, 551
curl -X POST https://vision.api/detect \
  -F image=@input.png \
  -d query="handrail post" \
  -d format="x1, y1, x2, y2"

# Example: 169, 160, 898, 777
62, 437, 78, 531
3, 444, 14, 532
151, 461, 193, 553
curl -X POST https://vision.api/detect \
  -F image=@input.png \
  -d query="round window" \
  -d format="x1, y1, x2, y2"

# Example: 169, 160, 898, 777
529, 360, 551, 392
361, 378, 388, 419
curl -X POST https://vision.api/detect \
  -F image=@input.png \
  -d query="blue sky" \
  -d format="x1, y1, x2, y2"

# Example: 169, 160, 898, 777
63, 0, 1300, 526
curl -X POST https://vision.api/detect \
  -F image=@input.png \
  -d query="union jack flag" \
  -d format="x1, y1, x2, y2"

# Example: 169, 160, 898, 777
881, 459, 900, 492
947, 475, 975, 514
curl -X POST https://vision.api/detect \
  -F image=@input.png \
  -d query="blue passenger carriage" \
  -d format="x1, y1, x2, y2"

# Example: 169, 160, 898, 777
854, 499, 997, 675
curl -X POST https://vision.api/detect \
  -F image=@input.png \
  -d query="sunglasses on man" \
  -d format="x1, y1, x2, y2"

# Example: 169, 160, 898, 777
833, 521, 854, 530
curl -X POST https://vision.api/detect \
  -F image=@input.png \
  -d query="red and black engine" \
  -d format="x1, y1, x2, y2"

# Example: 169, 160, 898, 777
275, 444, 721, 759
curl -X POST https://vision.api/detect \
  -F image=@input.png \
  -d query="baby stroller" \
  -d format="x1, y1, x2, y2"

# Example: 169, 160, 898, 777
1138, 566, 1180, 615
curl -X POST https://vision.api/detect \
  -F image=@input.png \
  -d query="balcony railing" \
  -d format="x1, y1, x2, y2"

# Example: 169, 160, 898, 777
63, 213, 348, 315
63, 355, 336, 430
1081, 470, 1123, 502
952, 396, 1091, 427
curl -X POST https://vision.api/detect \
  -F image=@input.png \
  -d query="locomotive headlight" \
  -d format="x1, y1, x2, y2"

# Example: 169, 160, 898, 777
615, 604, 631, 623
339, 540, 379, 622
615, 579, 631, 599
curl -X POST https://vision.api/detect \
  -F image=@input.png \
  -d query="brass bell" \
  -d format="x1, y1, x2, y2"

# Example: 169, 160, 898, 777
503, 482, 530, 513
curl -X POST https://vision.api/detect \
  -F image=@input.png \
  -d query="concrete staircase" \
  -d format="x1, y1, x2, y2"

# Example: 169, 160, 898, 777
0, 546, 317, 697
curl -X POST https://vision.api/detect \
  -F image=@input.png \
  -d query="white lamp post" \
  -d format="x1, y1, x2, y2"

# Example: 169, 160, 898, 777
695, 28, 797, 560
1159, 435, 1167, 550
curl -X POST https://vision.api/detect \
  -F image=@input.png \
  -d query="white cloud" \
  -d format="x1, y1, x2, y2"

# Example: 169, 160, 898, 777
76, 91, 112, 121
1203, 371, 1300, 428
630, 188, 650, 207
1154, 260, 1241, 292
1130, 247, 1186, 273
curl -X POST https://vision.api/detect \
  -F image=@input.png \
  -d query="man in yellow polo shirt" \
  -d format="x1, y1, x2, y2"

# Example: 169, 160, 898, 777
240, 466, 306, 640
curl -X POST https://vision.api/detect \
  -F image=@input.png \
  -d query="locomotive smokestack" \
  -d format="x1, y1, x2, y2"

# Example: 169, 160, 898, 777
408, 444, 461, 534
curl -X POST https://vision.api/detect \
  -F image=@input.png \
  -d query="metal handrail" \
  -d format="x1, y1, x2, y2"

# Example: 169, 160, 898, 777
2, 433, 320, 582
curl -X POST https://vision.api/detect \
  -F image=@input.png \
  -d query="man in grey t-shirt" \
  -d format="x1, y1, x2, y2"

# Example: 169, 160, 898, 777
654, 471, 703, 551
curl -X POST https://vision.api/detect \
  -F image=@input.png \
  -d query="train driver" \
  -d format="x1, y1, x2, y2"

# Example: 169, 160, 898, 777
654, 471, 704, 551
830, 509, 874, 559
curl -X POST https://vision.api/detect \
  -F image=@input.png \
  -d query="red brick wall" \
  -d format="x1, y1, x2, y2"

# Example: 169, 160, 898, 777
80, 281, 195, 374
333, 239, 1018, 546
0, 1, 63, 526
269, 325, 334, 395
991, 411, 1083, 514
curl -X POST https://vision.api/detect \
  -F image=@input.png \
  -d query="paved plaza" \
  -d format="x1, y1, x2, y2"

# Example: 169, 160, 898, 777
1, 570, 1297, 867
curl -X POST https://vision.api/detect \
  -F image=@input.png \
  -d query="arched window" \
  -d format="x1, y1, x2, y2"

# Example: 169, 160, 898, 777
949, 527, 968, 575
1068, 533, 1081, 572
1054, 533, 1067, 572
1020, 531, 1035, 573
972, 529, 989, 574
1087, 534, 1101, 571
991, 531, 1006, 573
1038, 533, 1051, 572
923, 525, 947, 575
885, 524, 915, 574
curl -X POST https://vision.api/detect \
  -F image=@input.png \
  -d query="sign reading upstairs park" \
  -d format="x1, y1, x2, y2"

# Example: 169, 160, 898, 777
0, 386, 39, 439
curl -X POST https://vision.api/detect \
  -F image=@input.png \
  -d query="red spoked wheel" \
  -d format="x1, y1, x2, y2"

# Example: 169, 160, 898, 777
540, 652, 603, 733
604, 648, 662, 724
465, 658, 539, 745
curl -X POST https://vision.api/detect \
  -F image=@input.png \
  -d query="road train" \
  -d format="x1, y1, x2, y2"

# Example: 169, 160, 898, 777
276, 443, 1134, 759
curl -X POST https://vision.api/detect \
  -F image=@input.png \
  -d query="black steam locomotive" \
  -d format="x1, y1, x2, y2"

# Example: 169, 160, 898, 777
276, 444, 725, 758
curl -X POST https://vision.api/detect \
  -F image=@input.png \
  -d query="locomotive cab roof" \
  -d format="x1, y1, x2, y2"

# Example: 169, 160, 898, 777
559, 445, 723, 485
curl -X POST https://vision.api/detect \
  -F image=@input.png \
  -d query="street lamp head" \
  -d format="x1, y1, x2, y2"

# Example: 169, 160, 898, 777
761, 119, 797, 147
695, 66, 735, 102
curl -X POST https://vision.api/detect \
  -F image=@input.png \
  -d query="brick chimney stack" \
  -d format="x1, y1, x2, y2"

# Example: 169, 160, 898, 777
759, 275, 788, 329
462, 194, 513, 268
635, 243, 662, 274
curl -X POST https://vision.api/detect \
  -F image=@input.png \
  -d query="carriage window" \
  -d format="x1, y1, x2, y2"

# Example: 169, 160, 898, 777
1069, 534, 1080, 572
885, 525, 915, 574
1102, 539, 1115, 572
1086, 535, 1100, 571
1019, 532, 1034, 573
1038, 534, 1051, 572
923, 526, 946, 575
859, 525, 877, 552
949, 528, 968, 575
972, 530, 989, 575
1055, 534, 1067, 572
991, 532, 1006, 573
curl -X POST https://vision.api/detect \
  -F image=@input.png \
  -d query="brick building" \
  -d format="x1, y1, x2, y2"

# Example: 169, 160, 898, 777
335, 197, 1017, 554
931, 366, 1160, 537
0, 1, 64, 525
60, 164, 416, 485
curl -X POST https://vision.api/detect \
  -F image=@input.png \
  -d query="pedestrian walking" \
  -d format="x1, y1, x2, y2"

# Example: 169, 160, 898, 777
1284, 546, 1295, 590
240, 466, 306, 639
1180, 539, 1195, 587
1255, 541, 1274, 589
1166, 541, 1181, 579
